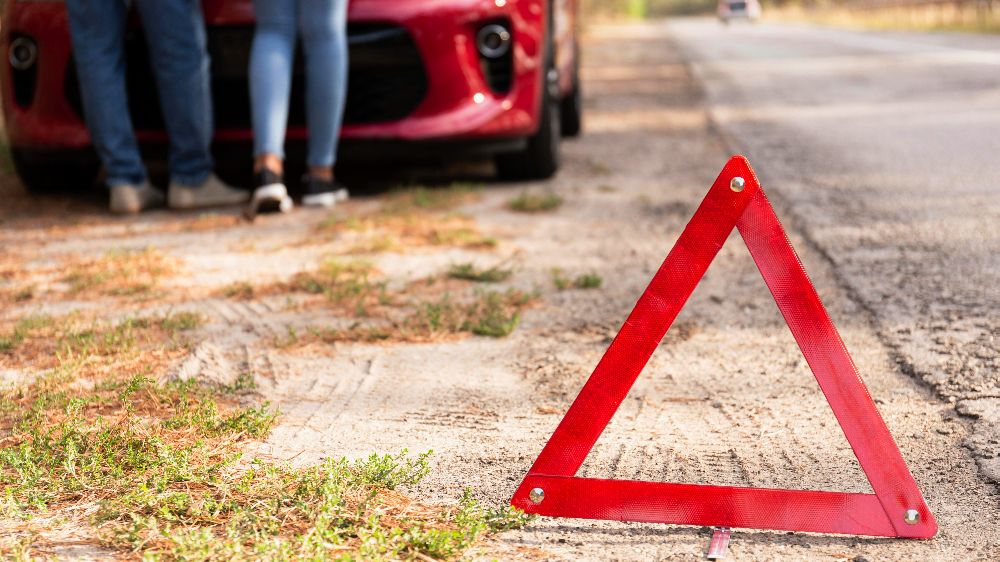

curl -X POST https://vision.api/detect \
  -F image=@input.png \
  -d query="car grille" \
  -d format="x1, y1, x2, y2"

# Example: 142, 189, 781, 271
64, 23, 428, 131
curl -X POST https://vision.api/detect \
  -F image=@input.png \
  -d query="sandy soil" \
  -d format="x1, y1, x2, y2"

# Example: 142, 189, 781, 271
1, 21, 997, 561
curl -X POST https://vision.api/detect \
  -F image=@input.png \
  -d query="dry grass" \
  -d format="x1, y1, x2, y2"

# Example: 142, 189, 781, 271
218, 258, 537, 346
0, 312, 531, 560
0, 311, 202, 380
1, 248, 179, 308
315, 185, 497, 253
61, 247, 178, 298
308, 285, 537, 344
219, 281, 256, 300
0, 251, 39, 308
0, 251, 21, 283
149, 212, 245, 233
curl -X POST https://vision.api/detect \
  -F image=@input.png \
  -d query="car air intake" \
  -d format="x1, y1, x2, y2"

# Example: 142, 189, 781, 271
477, 21, 513, 94
9, 34, 38, 108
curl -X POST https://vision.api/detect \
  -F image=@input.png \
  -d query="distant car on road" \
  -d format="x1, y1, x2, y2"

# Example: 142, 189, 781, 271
718, 0, 761, 23
1, 0, 583, 193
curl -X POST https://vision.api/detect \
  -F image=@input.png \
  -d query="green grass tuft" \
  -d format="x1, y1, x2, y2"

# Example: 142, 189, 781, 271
0, 314, 53, 354
156, 310, 205, 333
574, 273, 603, 289
220, 281, 255, 300
382, 183, 480, 215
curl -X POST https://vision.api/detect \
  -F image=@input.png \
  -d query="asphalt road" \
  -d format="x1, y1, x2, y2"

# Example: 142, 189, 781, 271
669, 17, 1000, 490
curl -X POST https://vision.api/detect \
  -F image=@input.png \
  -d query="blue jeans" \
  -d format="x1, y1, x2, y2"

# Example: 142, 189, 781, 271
249, 0, 349, 168
65, 0, 214, 187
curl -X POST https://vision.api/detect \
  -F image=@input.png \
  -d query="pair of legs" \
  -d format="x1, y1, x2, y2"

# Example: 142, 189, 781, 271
65, 0, 246, 213
66, 0, 212, 188
249, 0, 349, 183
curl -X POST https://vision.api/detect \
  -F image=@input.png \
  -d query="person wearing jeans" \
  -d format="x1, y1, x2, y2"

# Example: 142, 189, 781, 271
66, 0, 248, 214
248, 0, 349, 214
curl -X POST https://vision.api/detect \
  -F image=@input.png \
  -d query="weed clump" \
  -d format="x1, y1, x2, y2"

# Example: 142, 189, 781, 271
447, 262, 513, 283
507, 191, 564, 213
290, 259, 387, 316
402, 289, 534, 339
463, 290, 530, 337
574, 273, 603, 289
552, 268, 603, 291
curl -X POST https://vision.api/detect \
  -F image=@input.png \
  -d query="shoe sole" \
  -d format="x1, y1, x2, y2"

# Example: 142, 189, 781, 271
302, 188, 349, 208
248, 184, 294, 216
111, 186, 165, 214
167, 187, 250, 210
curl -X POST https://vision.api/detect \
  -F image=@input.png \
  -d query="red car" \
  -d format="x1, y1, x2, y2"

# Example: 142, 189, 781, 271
1, 0, 581, 193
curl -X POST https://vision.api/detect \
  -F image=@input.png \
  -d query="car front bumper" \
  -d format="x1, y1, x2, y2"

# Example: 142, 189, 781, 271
1, 0, 547, 149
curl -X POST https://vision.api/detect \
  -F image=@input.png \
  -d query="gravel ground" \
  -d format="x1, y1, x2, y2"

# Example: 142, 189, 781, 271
1, 19, 997, 562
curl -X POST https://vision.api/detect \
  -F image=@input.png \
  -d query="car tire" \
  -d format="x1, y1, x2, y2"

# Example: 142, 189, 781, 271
496, 88, 561, 181
496, 4, 561, 182
560, 43, 582, 138
11, 148, 100, 194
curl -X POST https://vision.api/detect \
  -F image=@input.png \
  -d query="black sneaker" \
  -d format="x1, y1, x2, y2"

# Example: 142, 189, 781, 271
301, 175, 349, 208
247, 168, 293, 218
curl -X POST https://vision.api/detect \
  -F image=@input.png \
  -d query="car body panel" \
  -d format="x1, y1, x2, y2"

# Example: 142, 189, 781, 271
717, 0, 761, 21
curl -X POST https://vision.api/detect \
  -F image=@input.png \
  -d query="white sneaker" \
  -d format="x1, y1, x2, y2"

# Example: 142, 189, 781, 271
301, 176, 350, 209
109, 182, 164, 214
167, 173, 249, 209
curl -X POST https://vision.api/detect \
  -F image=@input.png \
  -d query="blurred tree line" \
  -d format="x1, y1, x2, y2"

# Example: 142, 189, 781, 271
580, 0, 718, 18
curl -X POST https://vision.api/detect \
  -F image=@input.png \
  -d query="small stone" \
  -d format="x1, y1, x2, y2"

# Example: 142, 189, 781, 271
711, 401, 723, 409
852, 556, 872, 562
936, 427, 953, 435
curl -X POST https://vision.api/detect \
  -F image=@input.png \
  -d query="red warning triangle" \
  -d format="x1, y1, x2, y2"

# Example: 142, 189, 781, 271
511, 156, 937, 538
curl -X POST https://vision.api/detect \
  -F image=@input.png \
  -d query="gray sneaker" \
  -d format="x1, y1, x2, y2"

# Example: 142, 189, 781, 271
167, 173, 249, 209
109, 182, 165, 214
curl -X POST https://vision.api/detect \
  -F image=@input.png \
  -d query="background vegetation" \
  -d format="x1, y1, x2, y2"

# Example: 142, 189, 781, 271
580, 0, 1000, 33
